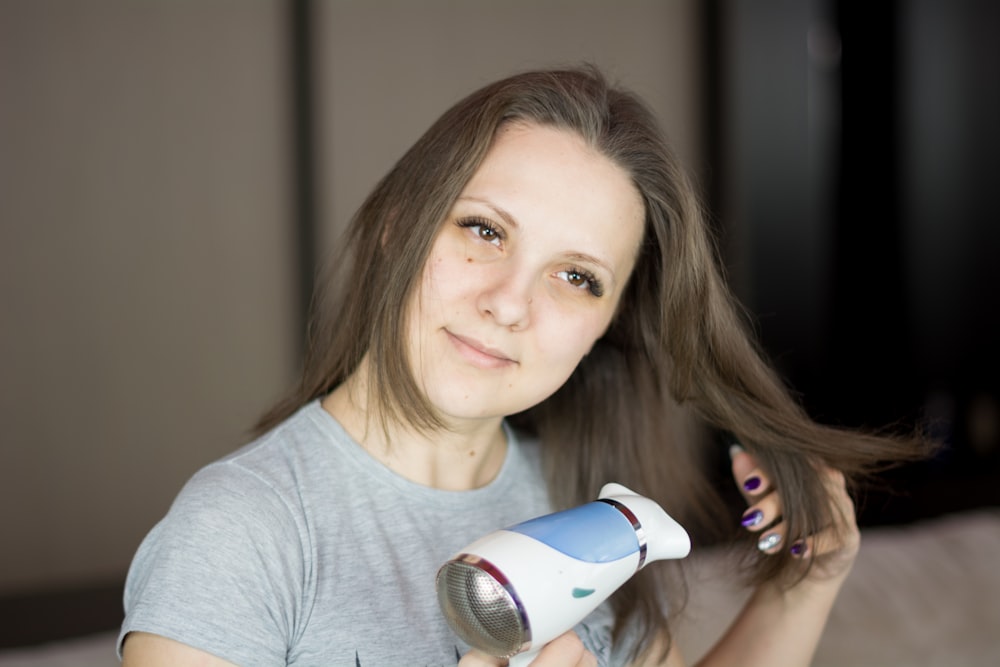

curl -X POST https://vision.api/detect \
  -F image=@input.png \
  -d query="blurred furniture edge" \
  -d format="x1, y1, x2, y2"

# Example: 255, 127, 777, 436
679, 508, 1000, 667
0, 579, 122, 652
0, 509, 998, 667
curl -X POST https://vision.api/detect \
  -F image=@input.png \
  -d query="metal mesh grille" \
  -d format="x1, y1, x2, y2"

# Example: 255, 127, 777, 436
436, 559, 526, 657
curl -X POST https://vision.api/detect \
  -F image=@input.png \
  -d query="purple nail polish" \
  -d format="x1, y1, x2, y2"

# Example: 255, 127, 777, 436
790, 541, 807, 556
741, 509, 763, 527
742, 476, 762, 492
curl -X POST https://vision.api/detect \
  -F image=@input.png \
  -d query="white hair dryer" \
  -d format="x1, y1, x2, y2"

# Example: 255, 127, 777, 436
435, 483, 690, 666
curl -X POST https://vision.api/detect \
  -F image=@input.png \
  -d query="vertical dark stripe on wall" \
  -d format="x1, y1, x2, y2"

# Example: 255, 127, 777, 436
829, 0, 916, 429
698, 0, 724, 234
290, 0, 317, 361
697, 0, 747, 505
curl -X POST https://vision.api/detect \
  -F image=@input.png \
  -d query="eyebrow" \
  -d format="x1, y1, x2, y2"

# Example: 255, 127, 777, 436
458, 196, 520, 230
456, 195, 618, 283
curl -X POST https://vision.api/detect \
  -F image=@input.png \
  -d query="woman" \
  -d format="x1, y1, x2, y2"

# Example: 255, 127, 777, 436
119, 66, 931, 666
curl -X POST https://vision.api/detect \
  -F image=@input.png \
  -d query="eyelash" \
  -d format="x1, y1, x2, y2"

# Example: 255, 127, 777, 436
455, 216, 604, 297
456, 216, 504, 245
561, 269, 604, 297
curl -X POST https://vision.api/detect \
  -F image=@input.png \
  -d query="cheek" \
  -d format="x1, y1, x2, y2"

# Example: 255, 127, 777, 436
533, 311, 610, 370
422, 251, 480, 306
525, 331, 597, 404
409, 254, 450, 331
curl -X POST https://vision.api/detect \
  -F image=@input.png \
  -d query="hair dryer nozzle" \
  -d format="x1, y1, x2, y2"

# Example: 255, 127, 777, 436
436, 556, 528, 658
436, 483, 690, 662
598, 483, 691, 564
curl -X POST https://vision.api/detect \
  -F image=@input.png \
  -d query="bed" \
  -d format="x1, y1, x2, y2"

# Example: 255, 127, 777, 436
1, 509, 997, 667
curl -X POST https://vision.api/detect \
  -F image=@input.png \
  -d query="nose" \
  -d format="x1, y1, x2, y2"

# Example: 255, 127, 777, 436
477, 268, 534, 330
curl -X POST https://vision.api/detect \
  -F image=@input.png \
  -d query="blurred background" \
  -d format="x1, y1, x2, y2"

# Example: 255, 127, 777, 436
1, 0, 997, 656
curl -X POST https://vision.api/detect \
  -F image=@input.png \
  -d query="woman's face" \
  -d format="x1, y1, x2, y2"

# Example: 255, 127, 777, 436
406, 121, 645, 425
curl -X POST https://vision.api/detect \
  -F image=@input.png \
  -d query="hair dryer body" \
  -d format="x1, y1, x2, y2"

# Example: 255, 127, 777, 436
436, 482, 690, 665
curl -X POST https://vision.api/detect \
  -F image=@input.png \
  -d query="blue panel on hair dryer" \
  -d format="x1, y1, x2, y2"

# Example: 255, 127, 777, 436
507, 502, 639, 563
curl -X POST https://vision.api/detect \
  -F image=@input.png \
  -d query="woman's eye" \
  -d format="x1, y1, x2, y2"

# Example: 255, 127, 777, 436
457, 217, 503, 246
557, 269, 605, 297
476, 226, 499, 243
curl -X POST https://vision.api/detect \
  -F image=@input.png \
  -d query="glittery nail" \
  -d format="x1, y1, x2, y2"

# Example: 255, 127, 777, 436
743, 476, 762, 492
757, 532, 782, 552
741, 509, 764, 528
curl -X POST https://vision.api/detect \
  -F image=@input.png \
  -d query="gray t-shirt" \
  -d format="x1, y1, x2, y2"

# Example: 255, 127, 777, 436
119, 400, 619, 666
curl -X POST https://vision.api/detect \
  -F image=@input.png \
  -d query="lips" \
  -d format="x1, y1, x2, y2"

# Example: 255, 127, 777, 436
446, 330, 516, 369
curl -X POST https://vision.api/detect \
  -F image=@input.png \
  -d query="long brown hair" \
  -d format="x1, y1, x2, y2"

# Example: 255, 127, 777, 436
258, 65, 934, 660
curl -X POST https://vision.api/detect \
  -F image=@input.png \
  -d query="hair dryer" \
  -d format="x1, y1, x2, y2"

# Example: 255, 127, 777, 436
435, 482, 690, 666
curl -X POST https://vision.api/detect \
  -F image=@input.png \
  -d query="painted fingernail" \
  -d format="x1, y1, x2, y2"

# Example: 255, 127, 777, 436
742, 476, 762, 492
741, 509, 764, 528
757, 532, 782, 552
728, 443, 745, 460
790, 540, 807, 557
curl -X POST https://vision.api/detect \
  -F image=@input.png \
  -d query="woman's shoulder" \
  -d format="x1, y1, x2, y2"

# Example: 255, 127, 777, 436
198, 400, 343, 484
145, 400, 336, 534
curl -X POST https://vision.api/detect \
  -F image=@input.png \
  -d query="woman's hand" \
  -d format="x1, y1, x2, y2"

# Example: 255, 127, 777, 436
690, 448, 862, 667
730, 445, 860, 581
458, 631, 597, 667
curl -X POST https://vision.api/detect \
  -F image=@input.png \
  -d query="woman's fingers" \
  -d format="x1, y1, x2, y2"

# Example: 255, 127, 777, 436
457, 649, 503, 666
731, 446, 787, 553
740, 491, 788, 553
458, 631, 597, 667
730, 446, 773, 502
818, 468, 861, 558
731, 443, 861, 566
534, 631, 597, 666
730, 446, 776, 511
729, 446, 762, 495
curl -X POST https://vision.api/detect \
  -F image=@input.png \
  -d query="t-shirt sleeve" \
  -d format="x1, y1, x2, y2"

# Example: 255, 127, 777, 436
118, 461, 309, 666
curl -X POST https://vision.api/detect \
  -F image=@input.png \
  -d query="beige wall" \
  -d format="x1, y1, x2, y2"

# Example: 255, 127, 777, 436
0, 1, 297, 593
314, 0, 703, 247
0, 0, 700, 595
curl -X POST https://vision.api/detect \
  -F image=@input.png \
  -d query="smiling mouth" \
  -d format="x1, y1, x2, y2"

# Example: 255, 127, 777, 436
446, 331, 516, 369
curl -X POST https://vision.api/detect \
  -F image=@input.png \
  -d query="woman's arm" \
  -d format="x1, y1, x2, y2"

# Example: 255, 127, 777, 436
689, 575, 845, 667
685, 449, 858, 667
121, 632, 240, 667
632, 448, 856, 667
461, 449, 856, 667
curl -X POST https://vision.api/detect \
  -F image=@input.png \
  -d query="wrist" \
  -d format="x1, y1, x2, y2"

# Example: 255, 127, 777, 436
760, 559, 852, 611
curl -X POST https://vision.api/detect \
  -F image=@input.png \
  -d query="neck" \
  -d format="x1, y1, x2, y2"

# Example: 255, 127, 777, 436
321, 368, 508, 491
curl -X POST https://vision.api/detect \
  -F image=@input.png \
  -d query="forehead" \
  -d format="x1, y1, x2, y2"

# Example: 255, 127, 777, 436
460, 121, 645, 257
469, 122, 642, 210
479, 120, 611, 178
